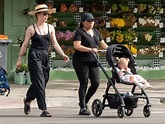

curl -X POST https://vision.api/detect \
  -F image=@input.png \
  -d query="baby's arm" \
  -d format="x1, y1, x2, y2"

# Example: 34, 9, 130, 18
126, 67, 131, 72
116, 68, 125, 77
125, 67, 133, 74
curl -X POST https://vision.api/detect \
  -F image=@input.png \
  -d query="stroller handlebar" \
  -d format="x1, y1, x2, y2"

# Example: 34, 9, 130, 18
98, 50, 107, 52
91, 50, 107, 61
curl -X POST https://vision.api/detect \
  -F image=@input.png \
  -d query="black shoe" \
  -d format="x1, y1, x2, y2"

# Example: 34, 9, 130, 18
40, 111, 52, 117
23, 98, 30, 115
79, 108, 91, 115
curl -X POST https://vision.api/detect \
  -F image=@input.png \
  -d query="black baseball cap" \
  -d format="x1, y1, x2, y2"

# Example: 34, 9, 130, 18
81, 13, 94, 21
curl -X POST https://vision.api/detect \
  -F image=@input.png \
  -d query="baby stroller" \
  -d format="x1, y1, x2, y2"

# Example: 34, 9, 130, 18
91, 44, 151, 118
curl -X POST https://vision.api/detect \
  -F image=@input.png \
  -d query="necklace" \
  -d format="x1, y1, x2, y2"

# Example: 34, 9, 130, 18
36, 23, 43, 35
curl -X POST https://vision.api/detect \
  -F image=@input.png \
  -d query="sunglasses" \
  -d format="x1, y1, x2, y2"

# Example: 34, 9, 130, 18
38, 12, 49, 16
86, 19, 94, 22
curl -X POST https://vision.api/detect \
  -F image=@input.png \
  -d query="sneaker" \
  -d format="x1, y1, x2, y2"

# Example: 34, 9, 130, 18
125, 91, 133, 97
40, 111, 52, 117
138, 83, 145, 89
145, 83, 152, 89
78, 108, 91, 115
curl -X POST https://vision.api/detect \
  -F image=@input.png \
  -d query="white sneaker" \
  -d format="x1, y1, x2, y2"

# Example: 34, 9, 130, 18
138, 83, 145, 89
145, 83, 152, 89
125, 91, 133, 97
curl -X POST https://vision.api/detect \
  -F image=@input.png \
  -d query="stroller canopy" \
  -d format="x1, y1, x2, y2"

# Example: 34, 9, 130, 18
106, 44, 137, 74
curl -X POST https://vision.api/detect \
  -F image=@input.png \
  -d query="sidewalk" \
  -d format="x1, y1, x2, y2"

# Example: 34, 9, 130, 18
0, 79, 165, 109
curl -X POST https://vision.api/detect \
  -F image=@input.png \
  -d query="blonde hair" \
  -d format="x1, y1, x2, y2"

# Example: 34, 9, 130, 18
117, 57, 130, 68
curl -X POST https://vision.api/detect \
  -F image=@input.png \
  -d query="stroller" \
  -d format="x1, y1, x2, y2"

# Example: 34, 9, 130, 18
91, 44, 151, 118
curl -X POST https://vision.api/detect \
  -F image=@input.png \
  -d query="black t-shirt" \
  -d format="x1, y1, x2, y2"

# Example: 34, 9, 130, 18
73, 28, 103, 61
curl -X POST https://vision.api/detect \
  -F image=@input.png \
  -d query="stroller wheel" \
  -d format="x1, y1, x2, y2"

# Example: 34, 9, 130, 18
117, 105, 125, 118
125, 108, 133, 116
143, 105, 151, 117
92, 99, 103, 117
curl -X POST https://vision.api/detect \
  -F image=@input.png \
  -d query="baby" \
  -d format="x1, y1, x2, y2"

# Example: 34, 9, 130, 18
116, 57, 152, 89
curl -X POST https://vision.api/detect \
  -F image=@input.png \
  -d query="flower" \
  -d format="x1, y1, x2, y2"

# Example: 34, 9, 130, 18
110, 18, 125, 28
137, 4, 147, 13
145, 33, 152, 41
123, 29, 137, 42
110, 29, 137, 43
122, 13, 136, 27
116, 34, 124, 43
138, 17, 160, 27
67, 4, 77, 12
124, 44, 137, 55
111, 4, 117, 13
55, 30, 74, 41
98, 28, 110, 40
138, 18, 147, 26
95, 17, 108, 27
119, 4, 130, 12
47, 15, 58, 24
138, 45, 165, 55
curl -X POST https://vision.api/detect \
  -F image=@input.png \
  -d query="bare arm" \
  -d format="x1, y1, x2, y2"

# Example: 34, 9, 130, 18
49, 24, 69, 62
16, 26, 33, 69
73, 39, 108, 53
116, 68, 125, 77
73, 41, 96, 52
99, 40, 108, 50
125, 67, 133, 74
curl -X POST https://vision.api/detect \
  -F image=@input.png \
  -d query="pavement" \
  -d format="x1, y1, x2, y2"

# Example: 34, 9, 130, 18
0, 79, 165, 109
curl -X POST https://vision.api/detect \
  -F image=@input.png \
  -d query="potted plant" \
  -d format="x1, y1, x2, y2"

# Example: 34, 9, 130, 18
14, 64, 28, 85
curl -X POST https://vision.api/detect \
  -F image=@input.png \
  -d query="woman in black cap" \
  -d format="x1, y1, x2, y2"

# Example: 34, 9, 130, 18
72, 13, 108, 115
16, 4, 69, 117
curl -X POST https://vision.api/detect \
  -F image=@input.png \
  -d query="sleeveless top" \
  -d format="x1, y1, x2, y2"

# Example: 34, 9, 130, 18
30, 23, 50, 50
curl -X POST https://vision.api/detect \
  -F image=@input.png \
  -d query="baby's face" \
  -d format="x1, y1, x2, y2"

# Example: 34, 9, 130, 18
123, 62, 128, 69
119, 58, 129, 69
120, 63, 127, 68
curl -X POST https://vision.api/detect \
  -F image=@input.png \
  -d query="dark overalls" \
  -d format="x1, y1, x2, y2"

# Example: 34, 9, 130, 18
25, 24, 50, 111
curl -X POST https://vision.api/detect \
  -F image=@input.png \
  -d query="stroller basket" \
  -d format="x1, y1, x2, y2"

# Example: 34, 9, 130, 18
107, 93, 138, 109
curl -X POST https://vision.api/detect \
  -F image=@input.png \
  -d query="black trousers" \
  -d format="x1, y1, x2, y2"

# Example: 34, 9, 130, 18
26, 48, 50, 110
72, 58, 100, 108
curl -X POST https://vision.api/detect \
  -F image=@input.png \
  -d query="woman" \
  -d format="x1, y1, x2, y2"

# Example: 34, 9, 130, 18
72, 13, 108, 115
16, 4, 69, 117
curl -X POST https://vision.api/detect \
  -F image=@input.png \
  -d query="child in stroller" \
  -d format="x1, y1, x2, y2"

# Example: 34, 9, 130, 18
91, 44, 151, 118
116, 57, 152, 89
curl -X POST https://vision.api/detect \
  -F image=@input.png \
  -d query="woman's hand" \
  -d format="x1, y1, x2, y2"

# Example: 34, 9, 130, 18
91, 48, 98, 53
16, 57, 22, 69
62, 54, 70, 62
